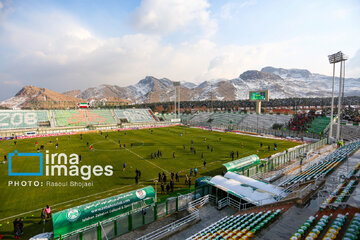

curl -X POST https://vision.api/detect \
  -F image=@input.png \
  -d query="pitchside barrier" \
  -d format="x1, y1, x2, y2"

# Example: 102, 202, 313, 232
54, 185, 211, 240
245, 138, 328, 178
203, 124, 325, 140
0, 122, 179, 138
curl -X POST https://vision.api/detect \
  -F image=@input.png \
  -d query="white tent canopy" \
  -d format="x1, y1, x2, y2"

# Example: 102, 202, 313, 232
210, 175, 277, 205
224, 172, 288, 198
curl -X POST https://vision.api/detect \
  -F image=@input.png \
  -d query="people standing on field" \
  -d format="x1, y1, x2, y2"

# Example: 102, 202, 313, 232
45, 205, 51, 219
39, 209, 46, 224
18, 218, 24, 236
161, 182, 164, 194
135, 175, 139, 184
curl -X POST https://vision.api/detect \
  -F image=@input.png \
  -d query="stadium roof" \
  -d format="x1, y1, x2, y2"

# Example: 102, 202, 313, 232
224, 171, 288, 198
209, 175, 278, 206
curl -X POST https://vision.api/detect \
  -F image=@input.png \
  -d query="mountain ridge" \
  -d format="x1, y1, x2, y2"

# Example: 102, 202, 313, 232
1, 67, 359, 109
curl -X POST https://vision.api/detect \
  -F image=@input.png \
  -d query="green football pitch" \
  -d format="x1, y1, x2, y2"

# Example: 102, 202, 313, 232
0, 126, 300, 239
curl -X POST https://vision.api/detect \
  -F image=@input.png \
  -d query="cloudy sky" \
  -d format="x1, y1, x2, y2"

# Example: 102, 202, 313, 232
0, 0, 359, 100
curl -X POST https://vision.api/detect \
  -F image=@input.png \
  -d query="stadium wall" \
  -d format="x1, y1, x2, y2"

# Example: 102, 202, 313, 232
0, 122, 180, 139
53, 186, 210, 240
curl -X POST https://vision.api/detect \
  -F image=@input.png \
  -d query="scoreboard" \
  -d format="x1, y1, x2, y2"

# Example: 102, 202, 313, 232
249, 90, 269, 101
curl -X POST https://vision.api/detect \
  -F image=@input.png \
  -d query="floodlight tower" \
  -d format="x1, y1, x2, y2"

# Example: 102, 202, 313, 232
173, 82, 181, 119
328, 51, 348, 142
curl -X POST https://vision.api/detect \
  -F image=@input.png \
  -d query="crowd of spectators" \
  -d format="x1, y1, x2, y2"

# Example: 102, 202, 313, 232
287, 111, 317, 132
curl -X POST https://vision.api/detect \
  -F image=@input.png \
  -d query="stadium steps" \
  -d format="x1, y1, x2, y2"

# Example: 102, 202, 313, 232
148, 109, 158, 121
111, 109, 121, 124
49, 110, 56, 127
258, 206, 315, 240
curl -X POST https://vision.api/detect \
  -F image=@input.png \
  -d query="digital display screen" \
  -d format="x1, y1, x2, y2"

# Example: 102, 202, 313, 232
250, 92, 266, 100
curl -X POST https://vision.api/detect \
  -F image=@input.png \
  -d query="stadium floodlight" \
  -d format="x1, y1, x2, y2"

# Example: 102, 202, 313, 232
328, 51, 348, 142
173, 82, 180, 119
328, 51, 348, 64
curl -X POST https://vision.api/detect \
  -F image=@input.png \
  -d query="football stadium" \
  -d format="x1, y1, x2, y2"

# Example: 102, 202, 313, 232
1, 1, 360, 240
1, 91, 360, 240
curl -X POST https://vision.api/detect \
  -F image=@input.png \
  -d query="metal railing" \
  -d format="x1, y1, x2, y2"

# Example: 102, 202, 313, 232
137, 195, 210, 240
217, 198, 228, 209
188, 195, 209, 212
136, 211, 200, 240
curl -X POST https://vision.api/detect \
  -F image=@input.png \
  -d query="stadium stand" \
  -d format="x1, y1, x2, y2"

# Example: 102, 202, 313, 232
279, 141, 360, 187
182, 112, 292, 130
156, 113, 176, 121
343, 213, 360, 240
288, 113, 317, 132
290, 215, 317, 239
237, 113, 292, 129
0, 110, 50, 129
209, 112, 246, 126
180, 113, 195, 124
54, 110, 88, 126
188, 112, 213, 125
307, 116, 330, 134
320, 163, 360, 209
290, 209, 360, 240
87, 110, 116, 125
331, 125, 360, 141
114, 109, 157, 123
187, 209, 282, 240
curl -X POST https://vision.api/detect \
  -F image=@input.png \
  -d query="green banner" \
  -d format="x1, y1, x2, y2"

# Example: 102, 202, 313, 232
223, 154, 260, 172
52, 186, 155, 238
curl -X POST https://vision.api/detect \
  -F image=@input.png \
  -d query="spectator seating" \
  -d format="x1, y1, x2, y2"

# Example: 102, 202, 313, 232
238, 114, 292, 130
307, 116, 330, 134
188, 112, 213, 126
291, 214, 330, 240
0, 110, 50, 129
87, 110, 116, 125
332, 180, 356, 206
54, 110, 88, 126
332, 125, 360, 141
157, 113, 176, 121
290, 215, 316, 239
187, 209, 282, 240
343, 213, 360, 240
180, 113, 194, 124
321, 163, 360, 209
322, 213, 347, 240
291, 211, 360, 240
280, 141, 360, 187
320, 182, 346, 209
114, 109, 157, 123
182, 112, 292, 130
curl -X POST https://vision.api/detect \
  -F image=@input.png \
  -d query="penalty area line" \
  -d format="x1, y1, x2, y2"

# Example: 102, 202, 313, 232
125, 147, 170, 174
107, 138, 170, 174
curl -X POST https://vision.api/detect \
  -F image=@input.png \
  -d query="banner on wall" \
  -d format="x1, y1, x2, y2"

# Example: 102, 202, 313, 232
52, 186, 156, 238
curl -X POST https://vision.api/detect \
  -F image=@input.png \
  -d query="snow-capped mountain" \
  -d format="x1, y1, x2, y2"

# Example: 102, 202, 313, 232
1, 67, 359, 108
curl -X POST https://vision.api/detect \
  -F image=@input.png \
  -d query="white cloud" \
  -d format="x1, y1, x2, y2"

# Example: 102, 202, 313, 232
131, 0, 217, 36
0, 1, 359, 102
220, 0, 257, 19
